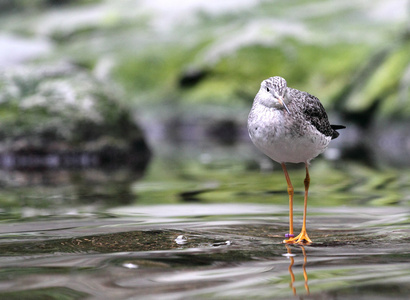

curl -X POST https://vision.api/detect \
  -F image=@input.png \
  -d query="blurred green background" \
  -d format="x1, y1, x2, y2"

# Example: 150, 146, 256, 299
0, 0, 409, 212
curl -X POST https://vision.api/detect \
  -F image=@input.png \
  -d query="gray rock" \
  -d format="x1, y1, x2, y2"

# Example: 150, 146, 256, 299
0, 62, 151, 170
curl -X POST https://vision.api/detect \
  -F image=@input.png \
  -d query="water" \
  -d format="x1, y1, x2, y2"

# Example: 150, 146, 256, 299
0, 142, 409, 299
0, 204, 409, 299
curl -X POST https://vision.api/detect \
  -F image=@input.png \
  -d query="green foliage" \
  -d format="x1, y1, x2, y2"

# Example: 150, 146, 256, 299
1, 0, 407, 120
345, 40, 410, 117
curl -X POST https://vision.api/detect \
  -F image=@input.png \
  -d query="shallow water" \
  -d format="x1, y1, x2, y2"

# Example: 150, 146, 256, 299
0, 143, 410, 300
0, 203, 410, 299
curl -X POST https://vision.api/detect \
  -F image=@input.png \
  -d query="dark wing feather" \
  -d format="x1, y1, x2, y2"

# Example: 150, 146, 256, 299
302, 92, 344, 140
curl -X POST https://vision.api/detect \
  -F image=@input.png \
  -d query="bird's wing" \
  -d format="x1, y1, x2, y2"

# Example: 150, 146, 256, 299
301, 92, 336, 139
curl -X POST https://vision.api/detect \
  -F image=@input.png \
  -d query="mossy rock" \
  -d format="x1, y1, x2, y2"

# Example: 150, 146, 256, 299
0, 62, 150, 169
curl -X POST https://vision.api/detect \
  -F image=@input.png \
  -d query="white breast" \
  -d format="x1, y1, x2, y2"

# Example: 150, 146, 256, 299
247, 104, 331, 164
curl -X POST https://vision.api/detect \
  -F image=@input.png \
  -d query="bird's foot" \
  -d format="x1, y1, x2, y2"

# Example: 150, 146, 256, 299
283, 233, 296, 244
283, 230, 312, 245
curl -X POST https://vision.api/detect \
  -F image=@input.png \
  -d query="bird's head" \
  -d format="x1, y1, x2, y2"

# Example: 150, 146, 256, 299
256, 76, 290, 113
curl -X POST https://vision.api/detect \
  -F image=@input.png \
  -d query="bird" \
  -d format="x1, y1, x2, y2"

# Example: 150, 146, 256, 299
247, 76, 345, 244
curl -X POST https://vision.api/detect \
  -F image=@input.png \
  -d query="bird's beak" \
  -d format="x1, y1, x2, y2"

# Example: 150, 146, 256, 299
278, 97, 291, 114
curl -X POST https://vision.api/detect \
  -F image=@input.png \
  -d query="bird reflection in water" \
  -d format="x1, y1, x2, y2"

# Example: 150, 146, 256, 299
284, 245, 309, 296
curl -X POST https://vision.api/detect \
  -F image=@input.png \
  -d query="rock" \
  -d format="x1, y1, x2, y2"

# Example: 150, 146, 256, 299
0, 62, 151, 170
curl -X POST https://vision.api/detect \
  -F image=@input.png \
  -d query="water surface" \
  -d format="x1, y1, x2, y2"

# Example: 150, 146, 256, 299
1, 204, 409, 299
0, 153, 409, 299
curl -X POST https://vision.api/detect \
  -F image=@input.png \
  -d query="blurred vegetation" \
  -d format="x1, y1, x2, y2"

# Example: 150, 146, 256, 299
0, 0, 99, 14
1, 0, 408, 121
340, 35, 410, 119
130, 155, 406, 207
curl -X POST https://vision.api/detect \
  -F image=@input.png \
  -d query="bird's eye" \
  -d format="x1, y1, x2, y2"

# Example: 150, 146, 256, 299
266, 87, 270, 92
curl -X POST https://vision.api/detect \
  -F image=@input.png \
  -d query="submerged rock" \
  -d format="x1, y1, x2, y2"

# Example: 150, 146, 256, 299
0, 62, 151, 170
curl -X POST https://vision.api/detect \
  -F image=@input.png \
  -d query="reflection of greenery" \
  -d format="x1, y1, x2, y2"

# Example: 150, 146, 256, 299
0, 147, 405, 220
133, 153, 405, 207
0, 169, 141, 221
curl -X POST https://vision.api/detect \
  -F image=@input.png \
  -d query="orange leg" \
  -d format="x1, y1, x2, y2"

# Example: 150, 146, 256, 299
292, 163, 312, 244
282, 163, 295, 243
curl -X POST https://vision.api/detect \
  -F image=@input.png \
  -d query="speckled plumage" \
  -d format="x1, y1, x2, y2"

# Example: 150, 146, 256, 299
248, 76, 344, 244
248, 76, 343, 164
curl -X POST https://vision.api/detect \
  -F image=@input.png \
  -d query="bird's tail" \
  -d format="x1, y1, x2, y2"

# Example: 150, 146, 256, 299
330, 124, 346, 139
